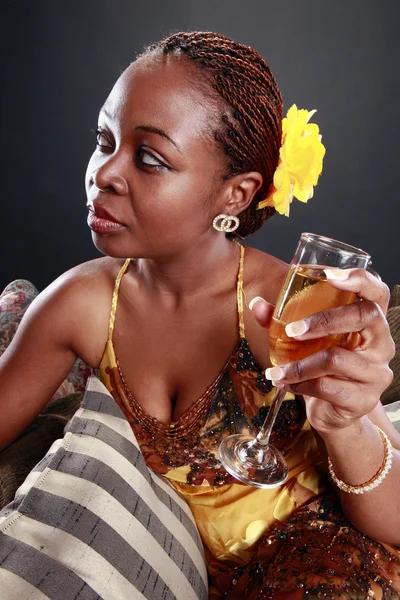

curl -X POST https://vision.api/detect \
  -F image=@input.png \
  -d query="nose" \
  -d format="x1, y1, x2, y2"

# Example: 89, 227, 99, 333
90, 160, 129, 196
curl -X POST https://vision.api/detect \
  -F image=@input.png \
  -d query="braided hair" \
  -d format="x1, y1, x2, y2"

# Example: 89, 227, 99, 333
141, 31, 283, 238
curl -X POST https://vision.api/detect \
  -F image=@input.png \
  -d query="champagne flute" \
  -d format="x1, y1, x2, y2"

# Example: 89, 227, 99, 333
218, 232, 371, 488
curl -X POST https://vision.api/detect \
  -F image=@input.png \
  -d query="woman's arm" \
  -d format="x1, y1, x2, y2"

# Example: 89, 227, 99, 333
0, 263, 109, 451
252, 270, 400, 545
320, 404, 400, 544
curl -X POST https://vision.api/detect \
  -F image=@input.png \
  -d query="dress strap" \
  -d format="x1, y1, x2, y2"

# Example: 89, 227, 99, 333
108, 258, 131, 341
236, 243, 246, 339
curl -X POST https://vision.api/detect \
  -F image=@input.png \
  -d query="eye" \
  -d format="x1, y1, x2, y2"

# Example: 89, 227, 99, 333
94, 127, 113, 151
136, 147, 169, 170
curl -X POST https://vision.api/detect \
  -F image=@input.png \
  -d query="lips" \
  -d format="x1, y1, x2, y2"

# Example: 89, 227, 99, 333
90, 204, 122, 224
87, 203, 126, 234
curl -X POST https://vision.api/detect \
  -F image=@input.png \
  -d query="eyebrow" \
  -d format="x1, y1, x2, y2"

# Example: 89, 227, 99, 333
134, 125, 181, 153
100, 107, 181, 153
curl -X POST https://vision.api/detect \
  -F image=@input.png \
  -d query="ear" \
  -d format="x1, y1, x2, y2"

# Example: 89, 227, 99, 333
223, 171, 263, 215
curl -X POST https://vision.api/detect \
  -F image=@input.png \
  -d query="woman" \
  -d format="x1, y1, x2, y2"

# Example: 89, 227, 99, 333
0, 31, 399, 598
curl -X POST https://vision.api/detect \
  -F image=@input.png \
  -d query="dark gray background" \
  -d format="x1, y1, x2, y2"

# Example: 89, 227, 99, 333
1, 0, 399, 292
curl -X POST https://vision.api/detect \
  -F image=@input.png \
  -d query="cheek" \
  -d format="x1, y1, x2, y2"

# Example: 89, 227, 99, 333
142, 175, 216, 227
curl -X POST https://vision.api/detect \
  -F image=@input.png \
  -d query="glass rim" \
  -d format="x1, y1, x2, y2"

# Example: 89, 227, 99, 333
300, 232, 371, 259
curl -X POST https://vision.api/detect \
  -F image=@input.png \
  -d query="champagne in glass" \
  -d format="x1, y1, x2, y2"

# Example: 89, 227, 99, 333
269, 264, 356, 366
218, 233, 371, 489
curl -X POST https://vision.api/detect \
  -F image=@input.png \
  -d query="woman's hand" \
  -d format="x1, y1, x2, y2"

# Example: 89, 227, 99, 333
250, 269, 396, 437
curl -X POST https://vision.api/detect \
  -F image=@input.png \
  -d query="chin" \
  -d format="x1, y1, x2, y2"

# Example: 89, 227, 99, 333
91, 230, 155, 260
90, 231, 133, 259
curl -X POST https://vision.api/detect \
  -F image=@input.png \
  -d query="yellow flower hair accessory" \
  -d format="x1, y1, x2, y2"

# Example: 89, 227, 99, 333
257, 104, 326, 217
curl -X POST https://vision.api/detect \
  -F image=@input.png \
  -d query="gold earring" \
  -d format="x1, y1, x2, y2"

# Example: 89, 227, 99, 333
212, 214, 240, 233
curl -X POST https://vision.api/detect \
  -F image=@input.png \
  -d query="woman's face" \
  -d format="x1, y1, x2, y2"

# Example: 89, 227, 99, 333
85, 55, 229, 259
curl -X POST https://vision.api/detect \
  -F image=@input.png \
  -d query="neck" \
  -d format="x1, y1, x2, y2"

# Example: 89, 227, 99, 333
136, 236, 240, 302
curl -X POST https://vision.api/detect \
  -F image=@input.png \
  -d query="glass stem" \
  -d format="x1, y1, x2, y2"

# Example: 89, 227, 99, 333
256, 387, 287, 446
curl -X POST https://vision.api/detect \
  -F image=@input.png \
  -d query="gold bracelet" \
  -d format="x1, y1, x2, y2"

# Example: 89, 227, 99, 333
327, 426, 393, 495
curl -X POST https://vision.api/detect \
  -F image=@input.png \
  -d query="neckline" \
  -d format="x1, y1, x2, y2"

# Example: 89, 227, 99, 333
114, 341, 236, 431
109, 336, 266, 436
103, 243, 248, 431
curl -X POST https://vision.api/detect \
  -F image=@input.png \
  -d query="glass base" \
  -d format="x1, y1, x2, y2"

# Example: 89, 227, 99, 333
218, 434, 289, 489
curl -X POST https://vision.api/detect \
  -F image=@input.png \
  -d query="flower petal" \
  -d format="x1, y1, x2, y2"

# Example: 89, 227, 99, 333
257, 105, 325, 217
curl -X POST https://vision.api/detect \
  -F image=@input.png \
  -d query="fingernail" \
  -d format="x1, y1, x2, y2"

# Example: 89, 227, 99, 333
324, 268, 350, 281
249, 296, 264, 311
286, 320, 309, 337
265, 366, 284, 381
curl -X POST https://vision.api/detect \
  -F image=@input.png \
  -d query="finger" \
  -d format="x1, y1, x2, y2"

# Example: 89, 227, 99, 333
285, 300, 394, 359
286, 373, 391, 406
279, 376, 369, 412
324, 268, 391, 314
278, 377, 388, 420
249, 296, 274, 328
265, 346, 392, 387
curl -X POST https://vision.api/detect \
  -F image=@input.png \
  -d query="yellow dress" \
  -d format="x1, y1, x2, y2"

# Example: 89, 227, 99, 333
100, 246, 400, 599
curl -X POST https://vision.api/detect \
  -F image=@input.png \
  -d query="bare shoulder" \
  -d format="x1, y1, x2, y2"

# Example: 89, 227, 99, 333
32, 256, 127, 367
0, 257, 129, 450
50, 255, 120, 295
244, 245, 288, 304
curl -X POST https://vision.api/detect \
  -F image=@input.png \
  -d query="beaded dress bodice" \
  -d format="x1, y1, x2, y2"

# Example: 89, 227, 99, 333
99, 245, 307, 487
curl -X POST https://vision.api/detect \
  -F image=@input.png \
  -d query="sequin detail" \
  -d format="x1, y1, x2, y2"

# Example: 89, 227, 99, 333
116, 354, 229, 440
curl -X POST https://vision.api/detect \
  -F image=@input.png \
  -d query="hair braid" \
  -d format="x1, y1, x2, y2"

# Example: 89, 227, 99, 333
143, 31, 283, 237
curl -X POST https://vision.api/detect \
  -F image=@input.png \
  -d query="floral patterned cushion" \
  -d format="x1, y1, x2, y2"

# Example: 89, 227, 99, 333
0, 279, 93, 399
0, 280, 38, 356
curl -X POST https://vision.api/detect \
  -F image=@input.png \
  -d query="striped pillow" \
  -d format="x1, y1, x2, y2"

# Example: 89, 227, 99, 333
0, 377, 208, 600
